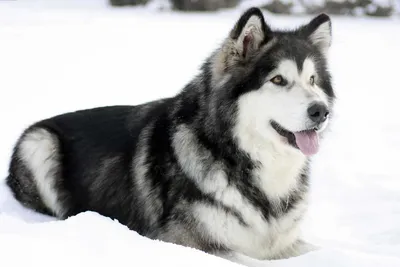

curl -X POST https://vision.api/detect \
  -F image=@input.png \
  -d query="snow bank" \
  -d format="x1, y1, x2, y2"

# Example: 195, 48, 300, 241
1, 210, 399, 267
0, 212, 239, 267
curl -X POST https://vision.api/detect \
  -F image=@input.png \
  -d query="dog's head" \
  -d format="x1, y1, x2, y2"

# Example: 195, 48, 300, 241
210, 8, 335, 156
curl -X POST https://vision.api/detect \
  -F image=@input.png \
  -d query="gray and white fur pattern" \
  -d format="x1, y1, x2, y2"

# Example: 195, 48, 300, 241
6, 8, 335, 267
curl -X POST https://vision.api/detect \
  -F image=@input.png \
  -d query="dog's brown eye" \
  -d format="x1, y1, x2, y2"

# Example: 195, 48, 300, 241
271, 75, 285, 86
310, 75, 315, 86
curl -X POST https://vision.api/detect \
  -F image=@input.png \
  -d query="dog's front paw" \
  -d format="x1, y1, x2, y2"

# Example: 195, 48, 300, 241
271, 240, 320, 260
291, 239, 320, 257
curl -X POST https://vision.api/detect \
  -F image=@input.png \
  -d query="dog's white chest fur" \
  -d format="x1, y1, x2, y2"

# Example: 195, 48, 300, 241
252, 139, 307, 199
193, 139, 308, 260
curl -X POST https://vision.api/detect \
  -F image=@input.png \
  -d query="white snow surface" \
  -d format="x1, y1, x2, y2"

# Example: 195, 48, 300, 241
0, 1, 400, 266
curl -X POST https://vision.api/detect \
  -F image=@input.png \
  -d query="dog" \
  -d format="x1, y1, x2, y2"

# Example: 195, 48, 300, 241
6, 7, 335, 267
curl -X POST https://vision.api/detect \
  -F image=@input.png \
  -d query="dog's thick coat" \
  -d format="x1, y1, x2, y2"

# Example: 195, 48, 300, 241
7, 8, 335, 266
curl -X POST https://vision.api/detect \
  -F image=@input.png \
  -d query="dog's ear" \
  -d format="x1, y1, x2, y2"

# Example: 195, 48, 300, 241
210, 8, 271, 83
229, 7, 271, 60
300, 14, 332, 55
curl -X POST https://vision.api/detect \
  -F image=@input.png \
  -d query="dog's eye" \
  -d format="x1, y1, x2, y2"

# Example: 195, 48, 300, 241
270, 75, 286, 86
310, 75, 315, 86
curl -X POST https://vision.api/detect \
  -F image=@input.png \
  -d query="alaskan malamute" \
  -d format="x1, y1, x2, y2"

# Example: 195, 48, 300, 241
7, 7, 335, 266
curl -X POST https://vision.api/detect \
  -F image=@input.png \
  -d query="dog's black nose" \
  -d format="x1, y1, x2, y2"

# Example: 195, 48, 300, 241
307, 102, 329, 124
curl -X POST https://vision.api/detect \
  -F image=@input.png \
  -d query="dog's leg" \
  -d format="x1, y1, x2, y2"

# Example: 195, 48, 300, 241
216, 251, 271, 267
271, 239, 319, 260
215, 240, 319, 266
293, 239, 319, 255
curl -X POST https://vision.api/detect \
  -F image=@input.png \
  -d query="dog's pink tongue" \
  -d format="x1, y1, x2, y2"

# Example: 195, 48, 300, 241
293, 130, 319, 156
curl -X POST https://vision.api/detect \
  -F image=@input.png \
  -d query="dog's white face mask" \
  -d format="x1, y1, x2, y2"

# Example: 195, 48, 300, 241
228, 13, 332, 156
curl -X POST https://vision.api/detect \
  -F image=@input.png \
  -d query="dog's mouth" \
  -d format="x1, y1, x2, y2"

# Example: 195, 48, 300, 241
270, 121, 319, 156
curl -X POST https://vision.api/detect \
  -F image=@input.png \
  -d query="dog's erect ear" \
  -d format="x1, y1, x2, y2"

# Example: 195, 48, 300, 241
301, 14, 332, 54
211, 8, 271, 83
229, 7, 271, 59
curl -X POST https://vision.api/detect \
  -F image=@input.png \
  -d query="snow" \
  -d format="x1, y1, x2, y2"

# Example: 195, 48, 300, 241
0, 0, 399, 266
